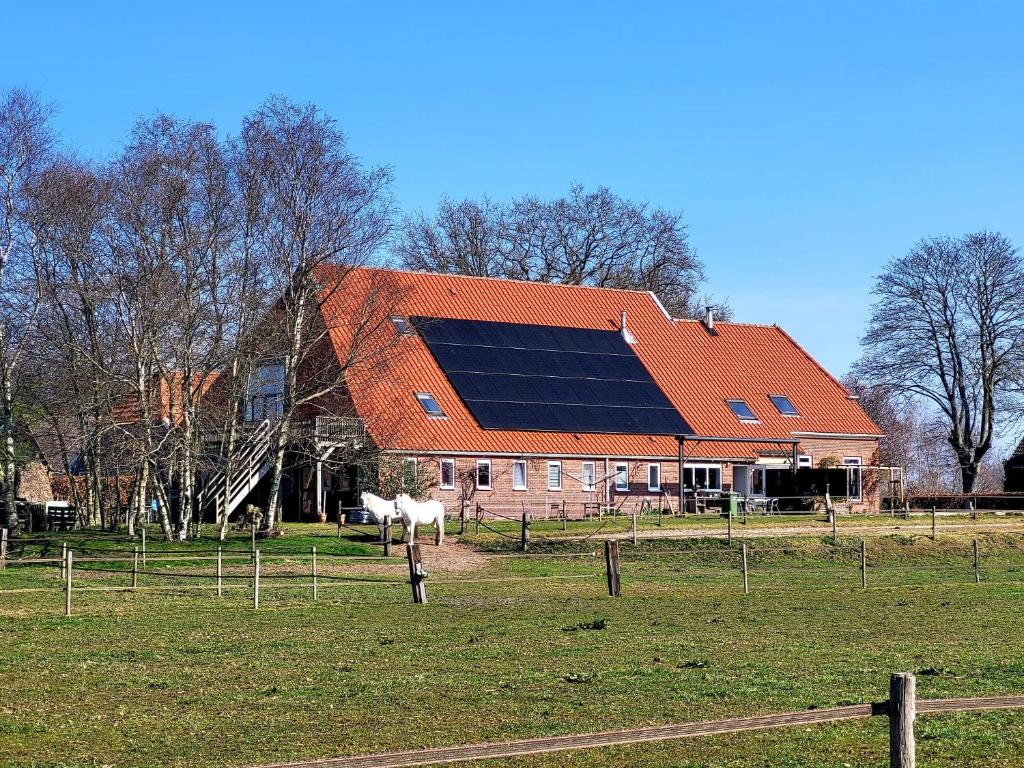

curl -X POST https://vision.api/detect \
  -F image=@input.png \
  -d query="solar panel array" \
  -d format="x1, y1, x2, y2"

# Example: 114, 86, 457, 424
411, 316, 691, 435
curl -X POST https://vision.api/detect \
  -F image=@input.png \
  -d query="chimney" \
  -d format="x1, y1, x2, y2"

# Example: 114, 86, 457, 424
704, 306, 715, 332
620, 310, 637, 344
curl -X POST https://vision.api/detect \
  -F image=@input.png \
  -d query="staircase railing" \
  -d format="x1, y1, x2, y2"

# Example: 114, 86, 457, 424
197, 419, 274, 519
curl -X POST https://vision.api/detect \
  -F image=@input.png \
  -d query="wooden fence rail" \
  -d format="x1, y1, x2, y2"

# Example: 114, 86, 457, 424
251, 674, 1024, 768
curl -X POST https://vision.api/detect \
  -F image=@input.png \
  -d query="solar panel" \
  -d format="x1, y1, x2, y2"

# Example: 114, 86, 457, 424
411, 317, 690, 435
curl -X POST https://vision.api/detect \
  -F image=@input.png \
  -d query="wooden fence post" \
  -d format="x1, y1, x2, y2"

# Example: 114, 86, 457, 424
132, 546, 139, 591
0, 527, 7, 571
974, 539, 981, 584
251, 523, 257, 558
383, 515, 393, 557
562, 501, 567, 531
312, 546, 318, 601
253, 549, 261, 610
460, 500, 468, 535
141, 526, 146, 568
521, 511, 530, 552
727, 506, 733, 545
604, 540, 621, 597
60, 541, 67, 580
889, 672, 916, 768
831, 508, 838, 545
861, 539, 867, 589
216, 546, 223, 598
860, 540, 868, 589
475, 503, 481, 535
407, 543, 428, 604
631, 512, 638, 546
65, 549, 73, 617
931, 506, 936, 541
741, 543, 749, 594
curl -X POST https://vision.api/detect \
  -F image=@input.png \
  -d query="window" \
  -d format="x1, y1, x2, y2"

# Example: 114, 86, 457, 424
843, 457, 862, 501
513, 460, 528, 490
415, 392, 445, 417
648, 463, 661, 492
614, 462, 629, 492
246, 363, 286, 421
769, 394, 799, 416
439, 459, 455, 490
390, 315, 412, 335
750, 466, 766, 495
401, 458, 417, 490
797, 454, 813, 469
548, 461, 563, 491
581, 462, 596, 492
476, 460, 492, 490
726, 399, 758, 421
684, 464, 722, 491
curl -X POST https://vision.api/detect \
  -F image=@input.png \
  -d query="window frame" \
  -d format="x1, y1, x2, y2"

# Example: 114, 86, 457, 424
475, 459, 492, 490
769, 394, 799, 416
647, 463, 661, 492
512, 460, 528, 491
245, 361, 286, 422
414, 392, 446, 418
438, 458, 456, 490
797, 454, 813, 469
390, 315, 413, 335
843, 457, 863, 501
581, 461, 596, 492
547, 461, 563, 491
726, 399, 759, 422
614, 462, 630, 492
684, 463, 723, 492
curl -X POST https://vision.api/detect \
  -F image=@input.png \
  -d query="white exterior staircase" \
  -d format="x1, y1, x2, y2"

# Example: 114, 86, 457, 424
198, 419, 274, 520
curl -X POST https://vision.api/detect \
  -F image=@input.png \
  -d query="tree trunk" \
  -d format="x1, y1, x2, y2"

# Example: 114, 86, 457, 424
264, 436, 288, 532
1, 364, 17, 537
961, 462, 978, 494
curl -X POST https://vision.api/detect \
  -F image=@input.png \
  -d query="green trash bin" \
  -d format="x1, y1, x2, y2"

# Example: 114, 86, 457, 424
727, 492, 739, 518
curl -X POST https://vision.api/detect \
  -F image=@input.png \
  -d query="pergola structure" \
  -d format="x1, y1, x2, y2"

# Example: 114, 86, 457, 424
676, 434, 800, 511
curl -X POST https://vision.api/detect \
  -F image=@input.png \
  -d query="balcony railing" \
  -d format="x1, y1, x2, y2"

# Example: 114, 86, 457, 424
297, 415, 367, 446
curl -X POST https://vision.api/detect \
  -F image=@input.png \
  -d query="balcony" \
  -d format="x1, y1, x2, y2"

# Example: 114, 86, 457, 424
297, 415, 367, 447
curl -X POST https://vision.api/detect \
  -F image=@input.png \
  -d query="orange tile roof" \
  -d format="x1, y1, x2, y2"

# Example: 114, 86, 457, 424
318, 267, 881, 460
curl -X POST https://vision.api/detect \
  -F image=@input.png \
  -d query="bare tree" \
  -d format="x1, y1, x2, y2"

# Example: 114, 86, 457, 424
856, 232, 1024, 492
235, 96, 392, 532
395, 184, 727, 318
0, 89, 55, 535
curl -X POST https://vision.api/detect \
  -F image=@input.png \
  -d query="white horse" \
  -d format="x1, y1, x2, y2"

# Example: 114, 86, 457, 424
359, 491, 398, 542
395, 494, 446, 546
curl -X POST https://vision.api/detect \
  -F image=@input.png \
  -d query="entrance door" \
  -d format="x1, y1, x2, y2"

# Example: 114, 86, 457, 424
732, 465, 752, 496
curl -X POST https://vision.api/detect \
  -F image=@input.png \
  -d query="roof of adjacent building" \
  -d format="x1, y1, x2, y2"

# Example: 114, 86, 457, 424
317, 266, 882, 460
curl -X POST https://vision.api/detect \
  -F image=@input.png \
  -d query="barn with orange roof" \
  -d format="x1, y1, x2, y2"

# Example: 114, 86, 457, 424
253, 266, 887, 521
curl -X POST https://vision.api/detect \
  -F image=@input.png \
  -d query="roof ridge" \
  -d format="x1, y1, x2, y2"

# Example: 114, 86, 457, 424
334, 264, 662, 297
670, 317, 778, 329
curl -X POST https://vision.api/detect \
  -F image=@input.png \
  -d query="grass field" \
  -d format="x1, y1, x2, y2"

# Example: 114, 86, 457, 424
3, 520, 1024, 767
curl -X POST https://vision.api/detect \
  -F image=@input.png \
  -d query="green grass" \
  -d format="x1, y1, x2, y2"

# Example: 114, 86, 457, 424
2, 524, 1024, 767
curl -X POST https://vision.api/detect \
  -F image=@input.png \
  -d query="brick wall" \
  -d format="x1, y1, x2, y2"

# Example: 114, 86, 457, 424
399, 436, 882, 517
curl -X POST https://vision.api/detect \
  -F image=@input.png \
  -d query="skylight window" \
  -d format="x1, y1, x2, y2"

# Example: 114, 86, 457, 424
726, 399, 758, 421
769, 394, 799, 416
415, 392, 445, 417
390, 315, 412, 335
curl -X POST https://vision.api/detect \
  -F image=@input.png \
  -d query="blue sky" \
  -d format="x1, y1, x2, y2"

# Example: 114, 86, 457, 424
5, 1, 1022, 376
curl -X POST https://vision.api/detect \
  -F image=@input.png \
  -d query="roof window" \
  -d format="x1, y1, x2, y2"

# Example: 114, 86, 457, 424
726, 399, 758, 421
415, 392, 445, 417
769, 394, 799, 416
391, 315, 413, 335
